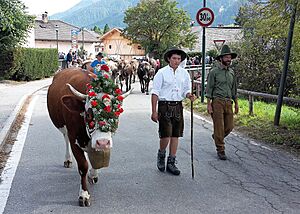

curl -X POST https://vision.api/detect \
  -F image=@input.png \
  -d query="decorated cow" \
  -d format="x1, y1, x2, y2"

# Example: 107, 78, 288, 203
47, 65, 129, 207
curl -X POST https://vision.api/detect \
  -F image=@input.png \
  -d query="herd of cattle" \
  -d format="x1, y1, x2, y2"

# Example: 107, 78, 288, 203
83, 58, 158, 94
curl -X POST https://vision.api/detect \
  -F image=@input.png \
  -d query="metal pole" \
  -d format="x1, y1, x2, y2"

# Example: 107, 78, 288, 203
201, 0, 206, 103
56, 29, 58, 51
191, 69, 195, 179
274, 2, 297, 126
82, 28, 84, 51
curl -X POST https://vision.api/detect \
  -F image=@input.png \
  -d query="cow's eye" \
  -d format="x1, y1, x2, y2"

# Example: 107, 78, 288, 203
86, 108, 94, 121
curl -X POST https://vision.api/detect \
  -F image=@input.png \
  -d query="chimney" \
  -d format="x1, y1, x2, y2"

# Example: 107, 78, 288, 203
42, 11, 48, 23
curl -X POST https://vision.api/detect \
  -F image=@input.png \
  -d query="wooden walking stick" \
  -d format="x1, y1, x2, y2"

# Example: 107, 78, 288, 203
191, 69, 195, 179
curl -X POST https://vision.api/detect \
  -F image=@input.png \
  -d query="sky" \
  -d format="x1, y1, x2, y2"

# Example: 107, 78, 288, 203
21, 0, 81, 16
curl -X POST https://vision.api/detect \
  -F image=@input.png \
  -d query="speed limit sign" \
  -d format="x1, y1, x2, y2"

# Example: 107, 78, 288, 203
196, 7, 214, 27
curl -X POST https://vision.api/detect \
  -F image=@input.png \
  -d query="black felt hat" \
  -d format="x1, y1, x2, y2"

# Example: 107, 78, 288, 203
215, 45, 237, 60
163, 47, 187, 63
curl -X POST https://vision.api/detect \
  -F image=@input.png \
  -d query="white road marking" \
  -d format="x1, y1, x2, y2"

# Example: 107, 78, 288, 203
0, 95, 38, 214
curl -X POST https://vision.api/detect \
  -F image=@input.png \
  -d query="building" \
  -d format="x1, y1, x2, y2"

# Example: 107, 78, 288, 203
25, 12, 100, 57
186, 26, 243, 52
100, 28, 145, 60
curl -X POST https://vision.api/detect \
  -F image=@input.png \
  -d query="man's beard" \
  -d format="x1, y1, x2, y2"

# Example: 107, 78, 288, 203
221, 59, 231, 67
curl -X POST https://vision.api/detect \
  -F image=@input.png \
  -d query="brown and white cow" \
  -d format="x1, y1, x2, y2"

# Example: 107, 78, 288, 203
47, 68, 130, 207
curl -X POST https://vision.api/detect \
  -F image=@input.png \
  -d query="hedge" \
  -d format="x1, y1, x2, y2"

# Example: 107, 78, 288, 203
0, 48, 58, 81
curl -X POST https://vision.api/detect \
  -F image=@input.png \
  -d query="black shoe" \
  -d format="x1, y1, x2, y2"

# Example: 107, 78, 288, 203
217, 151, 227, 160
166, 156, 180, 175
157, 150, 166, 172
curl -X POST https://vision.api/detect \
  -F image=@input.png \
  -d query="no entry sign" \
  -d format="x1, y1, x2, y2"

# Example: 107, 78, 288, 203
196, 7, 214, 27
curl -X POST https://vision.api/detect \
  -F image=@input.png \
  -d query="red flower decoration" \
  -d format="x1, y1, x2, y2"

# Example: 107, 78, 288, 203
91, 100, 98, 107
114, 111, 121, 116
102, 94, 110, 100
115, 88, 122, 95
88, 91, 96, 97
89, 121, 95, 128
119, 108, 124, 113
104, 106, 111, 112
117, 95, 124, 101
86, 83, 93, 90
117, 104, 121, 108
101, 64, 110, 72
103, 74, 109, 79
99, 121, 106, 126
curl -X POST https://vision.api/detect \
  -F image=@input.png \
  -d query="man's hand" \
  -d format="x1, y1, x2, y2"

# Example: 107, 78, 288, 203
151, 112, 158, 123
207, 102, 213, 114
187, 93, 197, 102
234, 103, 239, 114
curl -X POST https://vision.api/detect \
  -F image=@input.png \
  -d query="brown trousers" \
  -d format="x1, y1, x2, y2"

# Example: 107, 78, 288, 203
211, 98, 234, 152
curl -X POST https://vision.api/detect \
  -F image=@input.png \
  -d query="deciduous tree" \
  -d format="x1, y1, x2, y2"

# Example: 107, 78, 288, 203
123, 0, 196, 59
0, 0, 34, 50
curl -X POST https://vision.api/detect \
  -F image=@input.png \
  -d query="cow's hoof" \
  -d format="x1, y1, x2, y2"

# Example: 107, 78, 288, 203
88, 176, 98, 184
64, 160, 72, 168
78, 196, 91, 207
146, 92, 149, 95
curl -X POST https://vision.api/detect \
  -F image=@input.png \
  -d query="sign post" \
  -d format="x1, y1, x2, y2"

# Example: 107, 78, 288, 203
196, 6, 214, 103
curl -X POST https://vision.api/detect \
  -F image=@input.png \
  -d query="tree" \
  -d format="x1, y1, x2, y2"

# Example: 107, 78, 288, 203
0, 0, 34, 50
103, 24, 110, 34
232, 0, 300, 98
123, 0, 197, 59
92, 26, 102, 34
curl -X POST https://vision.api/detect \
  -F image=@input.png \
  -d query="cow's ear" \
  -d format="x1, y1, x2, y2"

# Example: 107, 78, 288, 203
61, 95, 85, 113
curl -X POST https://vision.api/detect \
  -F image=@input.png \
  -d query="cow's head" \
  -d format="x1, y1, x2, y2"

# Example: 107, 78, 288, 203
64, 66, 131, 154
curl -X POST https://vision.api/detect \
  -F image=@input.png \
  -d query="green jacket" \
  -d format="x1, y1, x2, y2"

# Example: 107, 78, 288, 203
206, 62, 237, 100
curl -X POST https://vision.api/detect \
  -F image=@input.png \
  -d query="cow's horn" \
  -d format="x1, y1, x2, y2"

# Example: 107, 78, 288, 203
122, 88, 134, 99
66, 83, 88, 99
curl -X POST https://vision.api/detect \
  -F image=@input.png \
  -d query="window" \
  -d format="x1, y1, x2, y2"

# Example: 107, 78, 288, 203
138, 45, 142, 50
109, 45, 112, 49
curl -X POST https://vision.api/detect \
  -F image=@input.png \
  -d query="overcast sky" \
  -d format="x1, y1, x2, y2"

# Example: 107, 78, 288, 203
22, 0, 81, 16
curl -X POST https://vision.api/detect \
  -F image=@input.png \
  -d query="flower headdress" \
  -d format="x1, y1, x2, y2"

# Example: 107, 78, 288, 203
85, 64, 124, 133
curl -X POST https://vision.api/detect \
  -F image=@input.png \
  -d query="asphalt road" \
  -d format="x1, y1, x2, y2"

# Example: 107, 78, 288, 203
2, 83, 300, 214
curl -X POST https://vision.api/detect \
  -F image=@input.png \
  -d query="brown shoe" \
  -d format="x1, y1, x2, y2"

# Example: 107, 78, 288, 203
217, 151, 227, 160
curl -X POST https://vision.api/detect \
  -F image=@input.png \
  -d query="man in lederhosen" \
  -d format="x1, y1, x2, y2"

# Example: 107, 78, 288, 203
206, 44, 239, 160
151, 47, 196, 175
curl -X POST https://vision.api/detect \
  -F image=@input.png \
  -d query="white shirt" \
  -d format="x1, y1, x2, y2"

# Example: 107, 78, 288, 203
151, 65, 191, 101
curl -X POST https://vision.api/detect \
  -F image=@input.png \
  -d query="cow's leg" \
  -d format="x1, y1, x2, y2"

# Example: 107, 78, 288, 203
59, 127, 72, 168
69, 139, 90, 207
145, 80, 149, 95
88, 168, 99, 184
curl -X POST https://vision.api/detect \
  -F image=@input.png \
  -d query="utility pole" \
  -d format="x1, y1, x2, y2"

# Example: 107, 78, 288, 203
82, 27, 85, 51
201, 0, 206, 103
274, 2, 297, 125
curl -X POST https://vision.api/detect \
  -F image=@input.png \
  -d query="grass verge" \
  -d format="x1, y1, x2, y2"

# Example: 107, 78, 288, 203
184, 98, 300, 152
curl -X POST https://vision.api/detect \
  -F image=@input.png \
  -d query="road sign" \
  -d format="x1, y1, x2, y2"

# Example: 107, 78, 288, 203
196, 7, 214, 27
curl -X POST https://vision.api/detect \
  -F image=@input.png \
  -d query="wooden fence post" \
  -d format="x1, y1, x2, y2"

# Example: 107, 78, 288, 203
249, 95, 254, 116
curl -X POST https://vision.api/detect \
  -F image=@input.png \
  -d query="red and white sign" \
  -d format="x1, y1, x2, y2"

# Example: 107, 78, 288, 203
196, 7, 214, 27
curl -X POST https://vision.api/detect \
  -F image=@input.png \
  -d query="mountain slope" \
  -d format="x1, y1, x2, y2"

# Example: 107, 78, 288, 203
51, 0, 247, 28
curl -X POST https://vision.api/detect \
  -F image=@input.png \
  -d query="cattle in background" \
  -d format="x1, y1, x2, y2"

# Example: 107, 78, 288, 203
118, 59, 133, 92
129, 59, 139, 83
47, 68, 130, 207
107, 60, 119, 83
137, 61, 154, 94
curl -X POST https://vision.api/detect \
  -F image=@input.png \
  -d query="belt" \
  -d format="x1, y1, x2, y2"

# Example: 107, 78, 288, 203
158, 101, 182, 105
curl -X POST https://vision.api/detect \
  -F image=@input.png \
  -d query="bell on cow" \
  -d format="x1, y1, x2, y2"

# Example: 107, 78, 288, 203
87, 142, 110, 169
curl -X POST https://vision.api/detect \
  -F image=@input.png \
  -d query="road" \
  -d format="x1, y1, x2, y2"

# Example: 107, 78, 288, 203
1, 83, 300, 214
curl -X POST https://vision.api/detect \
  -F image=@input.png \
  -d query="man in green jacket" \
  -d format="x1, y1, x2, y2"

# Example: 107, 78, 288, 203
206, 45, 239, 160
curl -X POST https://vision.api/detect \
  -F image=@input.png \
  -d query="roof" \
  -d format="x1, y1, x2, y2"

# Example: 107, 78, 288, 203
100, 28, 123, 40
35, 19, 100, 43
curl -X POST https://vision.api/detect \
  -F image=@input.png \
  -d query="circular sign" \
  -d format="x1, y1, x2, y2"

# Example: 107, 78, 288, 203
196, 7, 214, 27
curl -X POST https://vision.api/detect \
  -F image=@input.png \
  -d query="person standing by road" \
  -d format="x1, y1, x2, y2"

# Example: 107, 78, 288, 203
151, 47, 196, 175
66, 49, 73, 68
206, 44, 239, 160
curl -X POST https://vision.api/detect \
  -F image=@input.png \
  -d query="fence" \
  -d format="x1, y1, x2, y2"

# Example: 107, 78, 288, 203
186, 65, 300, 115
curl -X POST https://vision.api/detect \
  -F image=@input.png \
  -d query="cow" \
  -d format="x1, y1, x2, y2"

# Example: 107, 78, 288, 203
118, 59, 133, 92
137, 61, 154, 94
47, 68, 130, 207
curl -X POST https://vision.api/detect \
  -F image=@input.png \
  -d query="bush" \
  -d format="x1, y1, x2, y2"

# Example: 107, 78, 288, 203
0, 48, 58, 81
